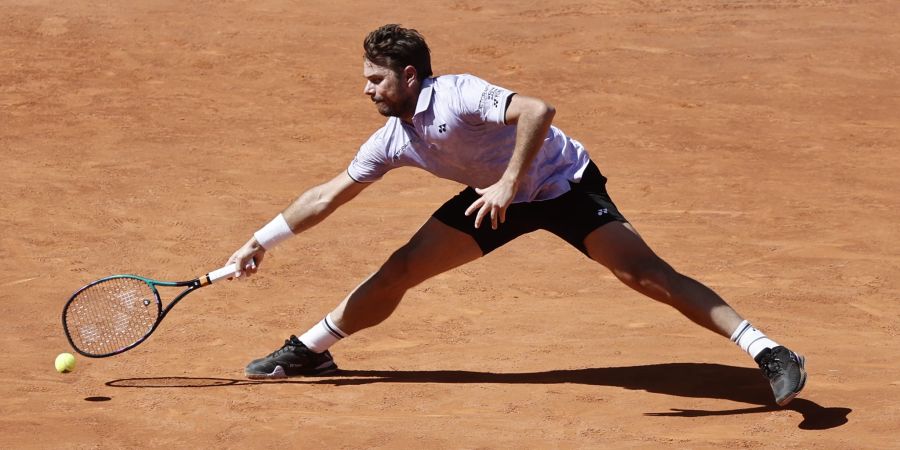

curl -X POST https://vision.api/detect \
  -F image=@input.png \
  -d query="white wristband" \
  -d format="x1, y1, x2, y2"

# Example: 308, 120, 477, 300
254, 213, 294, 250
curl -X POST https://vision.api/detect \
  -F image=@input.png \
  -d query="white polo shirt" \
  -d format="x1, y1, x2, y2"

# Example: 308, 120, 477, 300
348, 74, 591, 203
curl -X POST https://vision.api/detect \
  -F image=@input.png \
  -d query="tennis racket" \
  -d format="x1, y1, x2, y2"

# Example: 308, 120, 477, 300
62, 263, 248, 357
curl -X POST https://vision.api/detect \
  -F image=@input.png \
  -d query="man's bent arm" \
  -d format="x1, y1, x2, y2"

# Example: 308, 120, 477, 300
465, 94, 556, 229
501, 94, 556, 186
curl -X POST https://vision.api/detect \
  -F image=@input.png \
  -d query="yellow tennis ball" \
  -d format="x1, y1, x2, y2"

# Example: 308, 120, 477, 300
55, 352, 76, 374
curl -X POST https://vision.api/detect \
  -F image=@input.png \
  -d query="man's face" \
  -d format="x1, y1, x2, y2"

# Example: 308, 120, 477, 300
363, 59, 416, 119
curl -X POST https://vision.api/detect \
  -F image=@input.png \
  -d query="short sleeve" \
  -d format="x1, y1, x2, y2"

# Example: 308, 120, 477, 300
347, 125, 394, 183
455, 75, 516, 125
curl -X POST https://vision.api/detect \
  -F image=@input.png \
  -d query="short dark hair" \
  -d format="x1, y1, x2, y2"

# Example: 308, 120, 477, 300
364, 24, 433, 80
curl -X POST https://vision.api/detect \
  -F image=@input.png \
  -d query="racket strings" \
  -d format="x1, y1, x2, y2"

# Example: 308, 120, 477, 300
65, 277, 160, 355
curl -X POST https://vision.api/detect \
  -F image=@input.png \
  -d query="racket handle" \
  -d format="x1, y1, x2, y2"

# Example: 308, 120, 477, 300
206, 260, 256, 284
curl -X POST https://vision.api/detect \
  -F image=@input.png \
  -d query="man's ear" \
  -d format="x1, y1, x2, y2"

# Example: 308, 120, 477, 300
403, 65, 418, 87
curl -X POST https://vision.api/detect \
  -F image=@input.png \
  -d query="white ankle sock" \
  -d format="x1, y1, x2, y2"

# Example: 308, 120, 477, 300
730, 320, 779, 359
299, 314, 348, 353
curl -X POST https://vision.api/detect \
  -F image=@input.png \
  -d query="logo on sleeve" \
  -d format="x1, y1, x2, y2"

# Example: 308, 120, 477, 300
478, 87, 504, 112
438, 124, 447, 133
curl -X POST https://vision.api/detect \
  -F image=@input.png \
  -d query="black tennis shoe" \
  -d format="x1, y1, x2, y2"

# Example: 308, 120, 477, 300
755, 346, 807, 406
245, 335, 338, 379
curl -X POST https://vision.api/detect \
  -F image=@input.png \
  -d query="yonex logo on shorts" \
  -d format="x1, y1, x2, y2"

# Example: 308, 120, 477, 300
597, 208, 608, 216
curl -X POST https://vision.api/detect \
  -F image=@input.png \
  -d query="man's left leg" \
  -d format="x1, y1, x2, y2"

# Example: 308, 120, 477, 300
584, 222, 742, 336
583, 221, 806, 406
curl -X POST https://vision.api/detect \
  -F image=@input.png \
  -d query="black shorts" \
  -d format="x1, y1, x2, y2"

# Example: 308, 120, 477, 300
432, 161, 627, 256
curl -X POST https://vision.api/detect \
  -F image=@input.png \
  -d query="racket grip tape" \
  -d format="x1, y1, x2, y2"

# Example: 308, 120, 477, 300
203, 260, 256, 285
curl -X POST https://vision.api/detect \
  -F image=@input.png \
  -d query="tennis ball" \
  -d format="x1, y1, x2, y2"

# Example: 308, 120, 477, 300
55, 352, 76, 374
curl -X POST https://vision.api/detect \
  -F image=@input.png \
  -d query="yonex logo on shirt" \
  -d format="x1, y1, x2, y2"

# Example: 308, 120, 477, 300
392, 142, 410, 161
438, 124, 447, 133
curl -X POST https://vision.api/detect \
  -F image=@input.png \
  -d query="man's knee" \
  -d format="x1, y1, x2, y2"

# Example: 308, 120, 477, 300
369, 218, 482, 294
612, 257, 679, 294
373, 246, 420, 292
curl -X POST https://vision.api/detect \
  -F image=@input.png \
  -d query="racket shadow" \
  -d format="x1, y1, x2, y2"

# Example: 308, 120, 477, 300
105, 362, 849, 430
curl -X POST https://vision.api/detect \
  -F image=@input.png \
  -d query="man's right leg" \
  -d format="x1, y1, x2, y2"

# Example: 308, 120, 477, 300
330, 217, 484, 334
245, 217, 483, 379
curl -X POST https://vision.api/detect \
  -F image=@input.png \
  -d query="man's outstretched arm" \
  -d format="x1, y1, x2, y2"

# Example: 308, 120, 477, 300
228, 171, 370, 276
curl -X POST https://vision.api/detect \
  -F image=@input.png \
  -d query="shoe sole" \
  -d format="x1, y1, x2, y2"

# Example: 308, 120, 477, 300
776, 353, 807, 406
245, 363, 338, 380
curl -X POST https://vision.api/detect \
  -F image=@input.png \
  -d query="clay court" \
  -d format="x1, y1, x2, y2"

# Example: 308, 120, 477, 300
2, 0, 898, 448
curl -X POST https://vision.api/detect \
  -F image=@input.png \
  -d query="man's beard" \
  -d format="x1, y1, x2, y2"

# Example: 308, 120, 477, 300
374, 101, 398, 117
373, 94, 415, 118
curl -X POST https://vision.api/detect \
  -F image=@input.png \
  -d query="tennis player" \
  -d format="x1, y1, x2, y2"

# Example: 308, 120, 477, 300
227, 24, 806, 406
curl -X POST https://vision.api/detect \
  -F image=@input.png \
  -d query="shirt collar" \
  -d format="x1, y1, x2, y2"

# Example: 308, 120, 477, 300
413, 77, 435, 118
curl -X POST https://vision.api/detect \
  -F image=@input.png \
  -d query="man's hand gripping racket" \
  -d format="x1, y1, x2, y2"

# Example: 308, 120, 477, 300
62, 261, 254, 358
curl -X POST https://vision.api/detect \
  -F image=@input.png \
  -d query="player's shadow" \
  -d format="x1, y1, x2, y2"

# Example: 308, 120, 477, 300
106, 362, 849, 430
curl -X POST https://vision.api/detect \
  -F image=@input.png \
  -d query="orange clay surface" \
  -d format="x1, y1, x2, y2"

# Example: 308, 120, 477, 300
2, 1, 898, 448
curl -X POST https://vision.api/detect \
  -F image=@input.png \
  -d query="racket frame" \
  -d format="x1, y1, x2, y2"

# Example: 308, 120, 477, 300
62, 266, 234, 358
